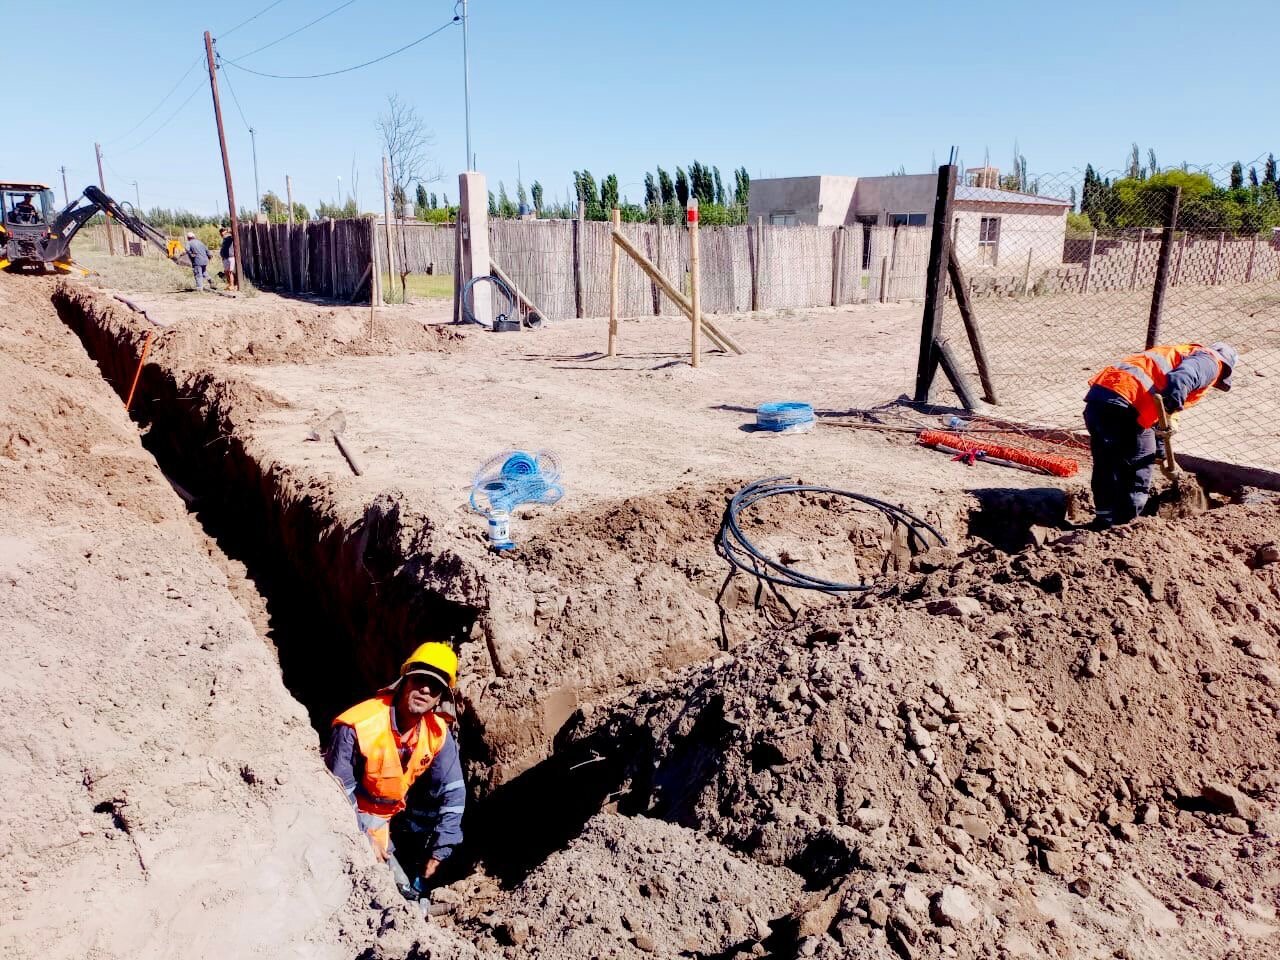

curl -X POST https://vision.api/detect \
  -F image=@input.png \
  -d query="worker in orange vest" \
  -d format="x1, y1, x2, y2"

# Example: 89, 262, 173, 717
324, 642, 465, 901
1084, 341, 1237, 527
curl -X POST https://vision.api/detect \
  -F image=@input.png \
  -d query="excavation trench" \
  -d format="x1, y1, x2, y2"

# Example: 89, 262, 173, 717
48, 281, 1088, 888
48, 283, 663, 884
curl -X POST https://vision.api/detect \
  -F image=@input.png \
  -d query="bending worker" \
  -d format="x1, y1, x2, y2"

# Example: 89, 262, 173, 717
1084, 341, 1238, 527
324, 642, 465, 900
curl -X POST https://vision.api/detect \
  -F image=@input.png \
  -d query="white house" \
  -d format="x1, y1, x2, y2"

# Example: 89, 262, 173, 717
747, 172, 1071, 274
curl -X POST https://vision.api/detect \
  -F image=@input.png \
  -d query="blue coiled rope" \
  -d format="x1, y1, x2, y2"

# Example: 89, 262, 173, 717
756, 401, 815, 432
469, 450, 564, 516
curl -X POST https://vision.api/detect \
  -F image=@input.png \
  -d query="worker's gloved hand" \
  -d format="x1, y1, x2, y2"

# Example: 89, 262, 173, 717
1167, 411, 1181, 433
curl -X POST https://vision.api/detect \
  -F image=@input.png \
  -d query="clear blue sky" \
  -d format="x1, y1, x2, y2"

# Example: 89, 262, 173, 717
15, 0, 1275, 215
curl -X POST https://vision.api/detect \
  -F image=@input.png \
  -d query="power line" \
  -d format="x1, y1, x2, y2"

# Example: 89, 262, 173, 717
117, 79, 207, 154
218, 0, 291, 40
217, 53, 254, 133
224, 0, 359, 62
105, 56, 203, 145
221, 17, 458, 79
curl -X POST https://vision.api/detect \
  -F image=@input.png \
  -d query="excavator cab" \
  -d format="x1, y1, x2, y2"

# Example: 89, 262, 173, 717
1, 183, 55, 226
0, 182, 60, 269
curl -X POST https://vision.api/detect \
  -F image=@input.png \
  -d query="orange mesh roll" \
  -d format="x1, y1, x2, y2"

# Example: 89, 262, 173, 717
919, 430, 1079, 478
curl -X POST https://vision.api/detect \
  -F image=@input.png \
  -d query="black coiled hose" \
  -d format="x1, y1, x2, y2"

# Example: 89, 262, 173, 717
715, 476, 947, 595
460, 273, 517, 329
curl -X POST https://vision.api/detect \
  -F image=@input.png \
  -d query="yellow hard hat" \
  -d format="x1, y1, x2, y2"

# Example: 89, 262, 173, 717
400, 642, 458, 689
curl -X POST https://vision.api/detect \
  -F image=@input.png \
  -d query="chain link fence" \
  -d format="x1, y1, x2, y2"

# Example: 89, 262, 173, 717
936, 162, 1280, 472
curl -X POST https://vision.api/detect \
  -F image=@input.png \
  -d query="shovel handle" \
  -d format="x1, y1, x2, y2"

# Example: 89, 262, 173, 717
1153, 395, 1178, 476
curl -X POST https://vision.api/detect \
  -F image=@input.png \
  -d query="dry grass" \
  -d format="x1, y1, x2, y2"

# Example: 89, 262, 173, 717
380, 272, 453, 303
70, 239, 258, 296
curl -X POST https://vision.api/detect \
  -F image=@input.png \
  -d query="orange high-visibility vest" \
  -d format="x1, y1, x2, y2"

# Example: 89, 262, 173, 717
333, 693, 447, 821
1089, 343, 1224, 429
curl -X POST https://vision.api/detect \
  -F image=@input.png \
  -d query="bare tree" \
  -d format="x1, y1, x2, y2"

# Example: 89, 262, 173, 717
376, 94, 438, 299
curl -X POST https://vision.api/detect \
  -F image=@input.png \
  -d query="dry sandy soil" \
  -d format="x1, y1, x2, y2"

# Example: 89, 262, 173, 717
0, 274, 476, 960
8, 269, 1280, 960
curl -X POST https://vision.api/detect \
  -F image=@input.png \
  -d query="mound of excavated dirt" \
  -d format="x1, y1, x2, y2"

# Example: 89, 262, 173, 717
448, 813, 805, 957
0, 275, 478, 960
89, 284, 463, 367
559, 506, 1280, 958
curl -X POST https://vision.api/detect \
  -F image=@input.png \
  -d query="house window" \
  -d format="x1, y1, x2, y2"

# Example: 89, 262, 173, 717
978, 216, 1000, 266
890, 213, 927, 227
769, 211, 798, 226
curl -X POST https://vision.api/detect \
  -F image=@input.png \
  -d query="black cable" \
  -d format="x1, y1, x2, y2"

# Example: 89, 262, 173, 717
219, 0, 290, 40
220, 18, 458, 79
217, 54, 253, 133
224, 0, 360, 62
716, 477, 946, 595
117, 80, 207, 154
460, 275, 517, 328
105, 56, 203, 145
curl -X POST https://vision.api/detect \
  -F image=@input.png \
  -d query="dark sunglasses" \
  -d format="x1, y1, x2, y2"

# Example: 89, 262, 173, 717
406, 673, 447, 696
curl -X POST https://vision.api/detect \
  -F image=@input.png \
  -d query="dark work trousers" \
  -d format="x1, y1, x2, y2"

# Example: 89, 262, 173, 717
1083, 400, 1158, 525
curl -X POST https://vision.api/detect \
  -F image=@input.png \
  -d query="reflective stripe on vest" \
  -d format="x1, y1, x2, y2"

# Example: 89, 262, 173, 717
1089, 343, 1204, 429
1141, 350, 1174, 375
333, 694, 447, 820
1111, 361, 1156, 393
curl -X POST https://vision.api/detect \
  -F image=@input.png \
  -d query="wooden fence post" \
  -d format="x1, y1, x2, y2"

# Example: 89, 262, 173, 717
688, 198, 701, 368
286, 174, 295, 225
572, 199, 585, 318
608, 208, 620, 356
1245, 234, 1258, 283
879, 256, 888, 303
1145, 186, 1181, 349
748, 219, 759, 312
948, 249, 998, 405
914, 164, 958, 403
1082, 229, 1097, 294
1211, 232, 1225, 285
332, 218, 343, 300
830, 226, 844, 306
754, 216, 764, 311
1022, 247, 1033, 296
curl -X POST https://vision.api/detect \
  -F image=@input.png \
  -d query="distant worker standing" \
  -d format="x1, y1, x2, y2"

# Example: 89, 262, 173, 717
324, 642, 465, 902
1083, 341, 1238, 527
219, 226, 237, 291
184, 231, 213, 291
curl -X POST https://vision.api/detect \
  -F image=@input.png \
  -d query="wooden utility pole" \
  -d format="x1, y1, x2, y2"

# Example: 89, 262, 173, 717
381, 155, 394, 305
687, 197, 701, 368
94, 143, 116, 255
203, 30, 242, 291
286, 174, 295, 225
59, 165, 69, 207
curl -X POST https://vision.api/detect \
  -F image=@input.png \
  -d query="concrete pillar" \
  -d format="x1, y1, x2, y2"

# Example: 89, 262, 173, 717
458, 172, 492, 327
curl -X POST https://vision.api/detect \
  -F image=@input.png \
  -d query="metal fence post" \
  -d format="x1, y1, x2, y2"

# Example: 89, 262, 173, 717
1144, 186, 1181, 349
914, 164, 957, 403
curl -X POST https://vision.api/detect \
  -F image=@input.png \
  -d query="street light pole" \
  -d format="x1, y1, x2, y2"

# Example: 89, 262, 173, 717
249, 126, 261, 219
131, 180, 141, 209
461, 0, 472, 170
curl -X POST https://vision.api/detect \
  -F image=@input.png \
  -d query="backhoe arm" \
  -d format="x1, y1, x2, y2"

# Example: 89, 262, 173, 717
48, 187, 189, 265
